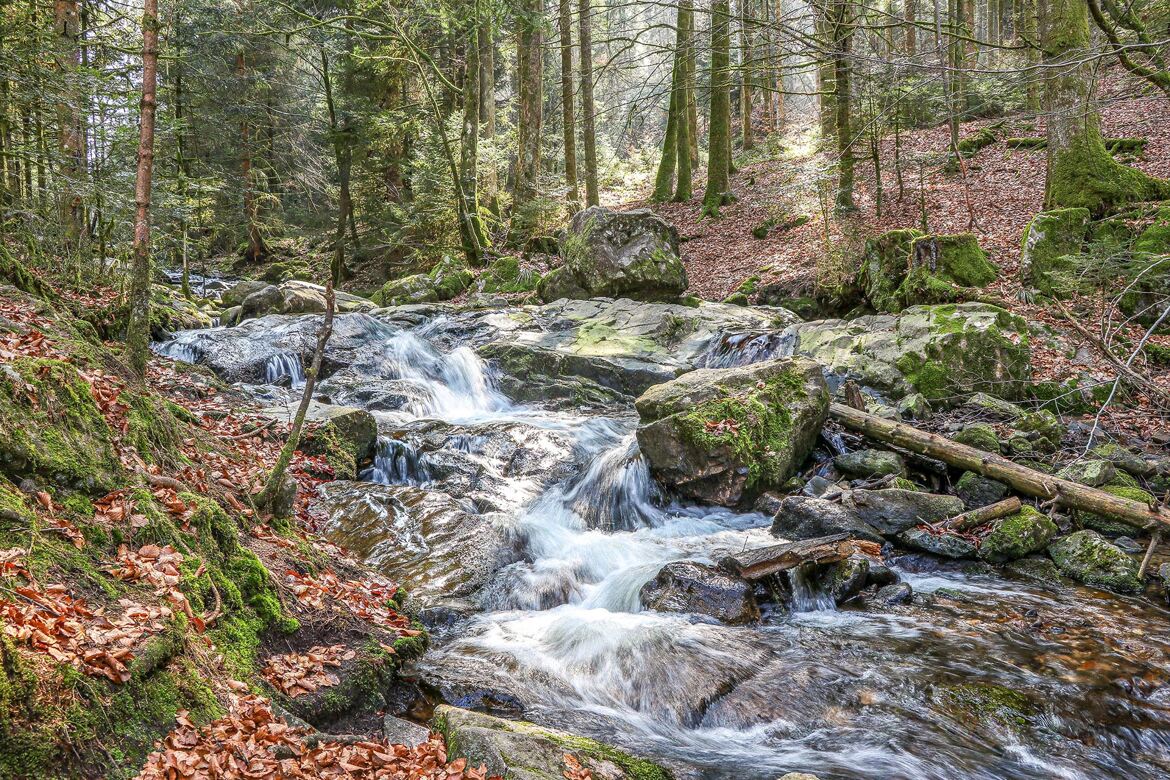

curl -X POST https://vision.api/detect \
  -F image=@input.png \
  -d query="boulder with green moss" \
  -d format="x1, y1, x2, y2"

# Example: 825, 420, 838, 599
834, 449, 906, 479
857, 230, 998, 313
954, 423, 1000, 454
259, 259, 313, 284
1056, 459, 1116, 487
1020, 208, 1090, 296
784, 303, 1030, 403
955, 471, 1008, 509
375, 256, 473, 307
635, 358, 828, 507
1075, 485, 1156, 537
434, 705, 673, 780
1092, 443, 1156, 477
1047, 530, 1142, 593
977, 506, 1057, 563
553, 206, 687, 302
480, 256, 541, 294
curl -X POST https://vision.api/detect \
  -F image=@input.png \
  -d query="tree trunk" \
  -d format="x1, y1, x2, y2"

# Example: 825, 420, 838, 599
578, 0, 600, 206
478, 18, 496, 134
830, 0, 855, 212
1042, 0, 1166, 213
54, 0, 85, 244
125, 0, 160, 378
674, 0, 694, 201
702, 0, 733, 218
459, 15, 487, 264
237, 51, 267, 262
558, 0, 579, 204
816, 10, 836, 139
739, 0, 754, 151
515, 0, 543, 208
905, 0, 917, 55
651, 54, 680, 203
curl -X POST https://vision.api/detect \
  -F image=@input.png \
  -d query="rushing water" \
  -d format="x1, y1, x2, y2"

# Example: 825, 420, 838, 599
160, 311, 1170, 780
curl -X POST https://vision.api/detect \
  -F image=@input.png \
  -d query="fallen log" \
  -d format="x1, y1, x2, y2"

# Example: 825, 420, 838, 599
720, 533, 882, 581
829, 403, 1170, 533
937, 497, 1021, 532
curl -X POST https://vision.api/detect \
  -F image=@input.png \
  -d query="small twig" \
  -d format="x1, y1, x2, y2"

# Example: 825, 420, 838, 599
1138, 531, 1162, 579
221, 418, 277, 440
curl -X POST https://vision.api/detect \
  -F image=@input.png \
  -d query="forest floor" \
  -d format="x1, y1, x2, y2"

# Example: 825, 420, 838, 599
631, 76, 1170, 439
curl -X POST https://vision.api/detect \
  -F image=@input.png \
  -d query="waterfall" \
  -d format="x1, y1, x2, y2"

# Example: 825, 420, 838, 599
700, 331, 795, 369
378, 332, 509, 421
788, 563, 836, 612
154, 339, 202, 364
265, 352, 306, 388
562, 434, 663, 532
360, 437, 431, 485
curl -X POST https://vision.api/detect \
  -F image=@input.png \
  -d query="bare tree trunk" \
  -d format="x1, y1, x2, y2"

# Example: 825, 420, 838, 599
739, 0, 754, 150
559, 0, 579, 204
125, 0, 160, 378
515, 0, 543, 209
478, 17, 496, 134
237, 50, 267, 262
702, 0, 733, 218
830, 0, 856, 212
905, 0, 917, 55
578, 0, 600, 206
459, 12, 487, 263
54, 0, 85, 244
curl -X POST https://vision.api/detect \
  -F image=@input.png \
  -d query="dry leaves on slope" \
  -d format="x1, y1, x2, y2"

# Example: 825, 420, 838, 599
0, 584, 171, 683
135, 694, 498, 780
261, 645, 354, 698
285, 571, 418, 636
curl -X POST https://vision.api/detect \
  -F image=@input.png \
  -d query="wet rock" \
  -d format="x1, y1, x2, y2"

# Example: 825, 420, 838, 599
936, 683, 1036, 735
800, 475, 837, 498
834, 449, 906, 479
639, 561, 759, 624
898, 528, 977, 559
782, 303, 1030, 404
222, 279, 271, 309
552, 206, 687, 302
1004, 556, 1066, 586
844, 489, 964, 535
779, 774, 821, 780
1047, 530, 1142, 593
433, 705, 673, 780
955, 471, 1008, 509
820, 555, 870, 605
752, 491, 786, 515
1113, 536, 1144, 554
874, 582, 913, 605
865, 562, 898, 588
635, 358, 829, 506
770, 496, 883, 543
241, 284, 284, 320
1159, 562, 1170, 597
1055, 459, 1117, 487
383, 715, 431, 747
977, 506, 1057, 563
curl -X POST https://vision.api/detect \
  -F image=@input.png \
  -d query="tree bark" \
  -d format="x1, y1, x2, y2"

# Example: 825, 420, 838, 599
459, 15, 487, 264
739, 0, 754, 151
478, 18, 496, 133
830, 403, 1170, 533
830, 0, 856, 212
515, 0, 543, 208
125, 0, 160, 378
702, 0, 733, 218
578, 0, 600, 206
558, 0, 579, 204
237, 51, 267, 262
1041, 0, 1166, 213
54, 0, 85, 244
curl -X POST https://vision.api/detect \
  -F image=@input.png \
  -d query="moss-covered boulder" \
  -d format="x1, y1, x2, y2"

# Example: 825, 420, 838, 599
434, 705, 673, 780
977, 506, 1057, 563
785, 303, 1031, 403
259, 259, 312, 284
555, 207, 687, 302
899, 527, 978, 558
1047, 530, 1142, 593
857, 231, 998, 313
955, 471, 1008, 509
1075, 485, 1155, 537
834, 449, 906, 479
480, 256, 542, 294
844, 489, 964, 535
635, 358, 828, 507
1055, 459, 1116, 488
1020, 208, 1090, 296
294, 406, 378, 481
375, 256, 472, 307
954, 423, 1000, 454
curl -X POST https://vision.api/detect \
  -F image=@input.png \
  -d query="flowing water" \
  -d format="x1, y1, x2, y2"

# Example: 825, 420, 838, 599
158, 311, 1170, 780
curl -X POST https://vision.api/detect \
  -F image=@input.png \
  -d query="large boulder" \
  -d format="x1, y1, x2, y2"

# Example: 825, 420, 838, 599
549, 207, 687, 301
478, 297, 800, 402
433, 706, 673, 780
771, 496, 884, 543
639, 561, 759, 624
1020, 208, 1090, 296
221, 279, 271, 309
375, 256, 473, 307
857, 230, 998, 313
237, 280, 375, 321
898, 527, 977, 558
635, 358, 829, 506
783, 303, 1030, 403
843, 489, 963, 535
1047, 530, 1142, 593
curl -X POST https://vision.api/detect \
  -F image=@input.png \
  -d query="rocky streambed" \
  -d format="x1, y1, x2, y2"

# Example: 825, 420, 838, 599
156, 289, 1170, 779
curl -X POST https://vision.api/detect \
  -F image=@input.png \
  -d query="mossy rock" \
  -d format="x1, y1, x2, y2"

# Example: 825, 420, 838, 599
896, 234, 999, 310
430, 255, 474, 299
856, 228, 924, 314
955, 471, 1008, 509
1055, 459, 1116, 488
977, 506, 1057, 563
0, 357, 124, 492
1019, 208, 1090, 296
954, 423, 1000, 454
635, 358, 829, 507
1047, 530, 1141, 593
480, 256, 541, 294
936, 682, 1036, 733
259, 260, 313, 284
434, 705, 673, 780
1074, 485, 1154, 537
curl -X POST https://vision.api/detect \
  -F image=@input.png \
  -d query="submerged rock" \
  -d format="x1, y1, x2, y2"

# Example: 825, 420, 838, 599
844, 489, 963, 535
834, 449, 906, 478
1047, 530, 1142, 593
977, 506, 1057, 563
639, 561, 759, 624
771, 496, 884, 543
782, 303, 1030, 403
635, 358, 828, 507
433, 705, 673, 780
549, 206, 687, 302
874, 582, 913, 605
